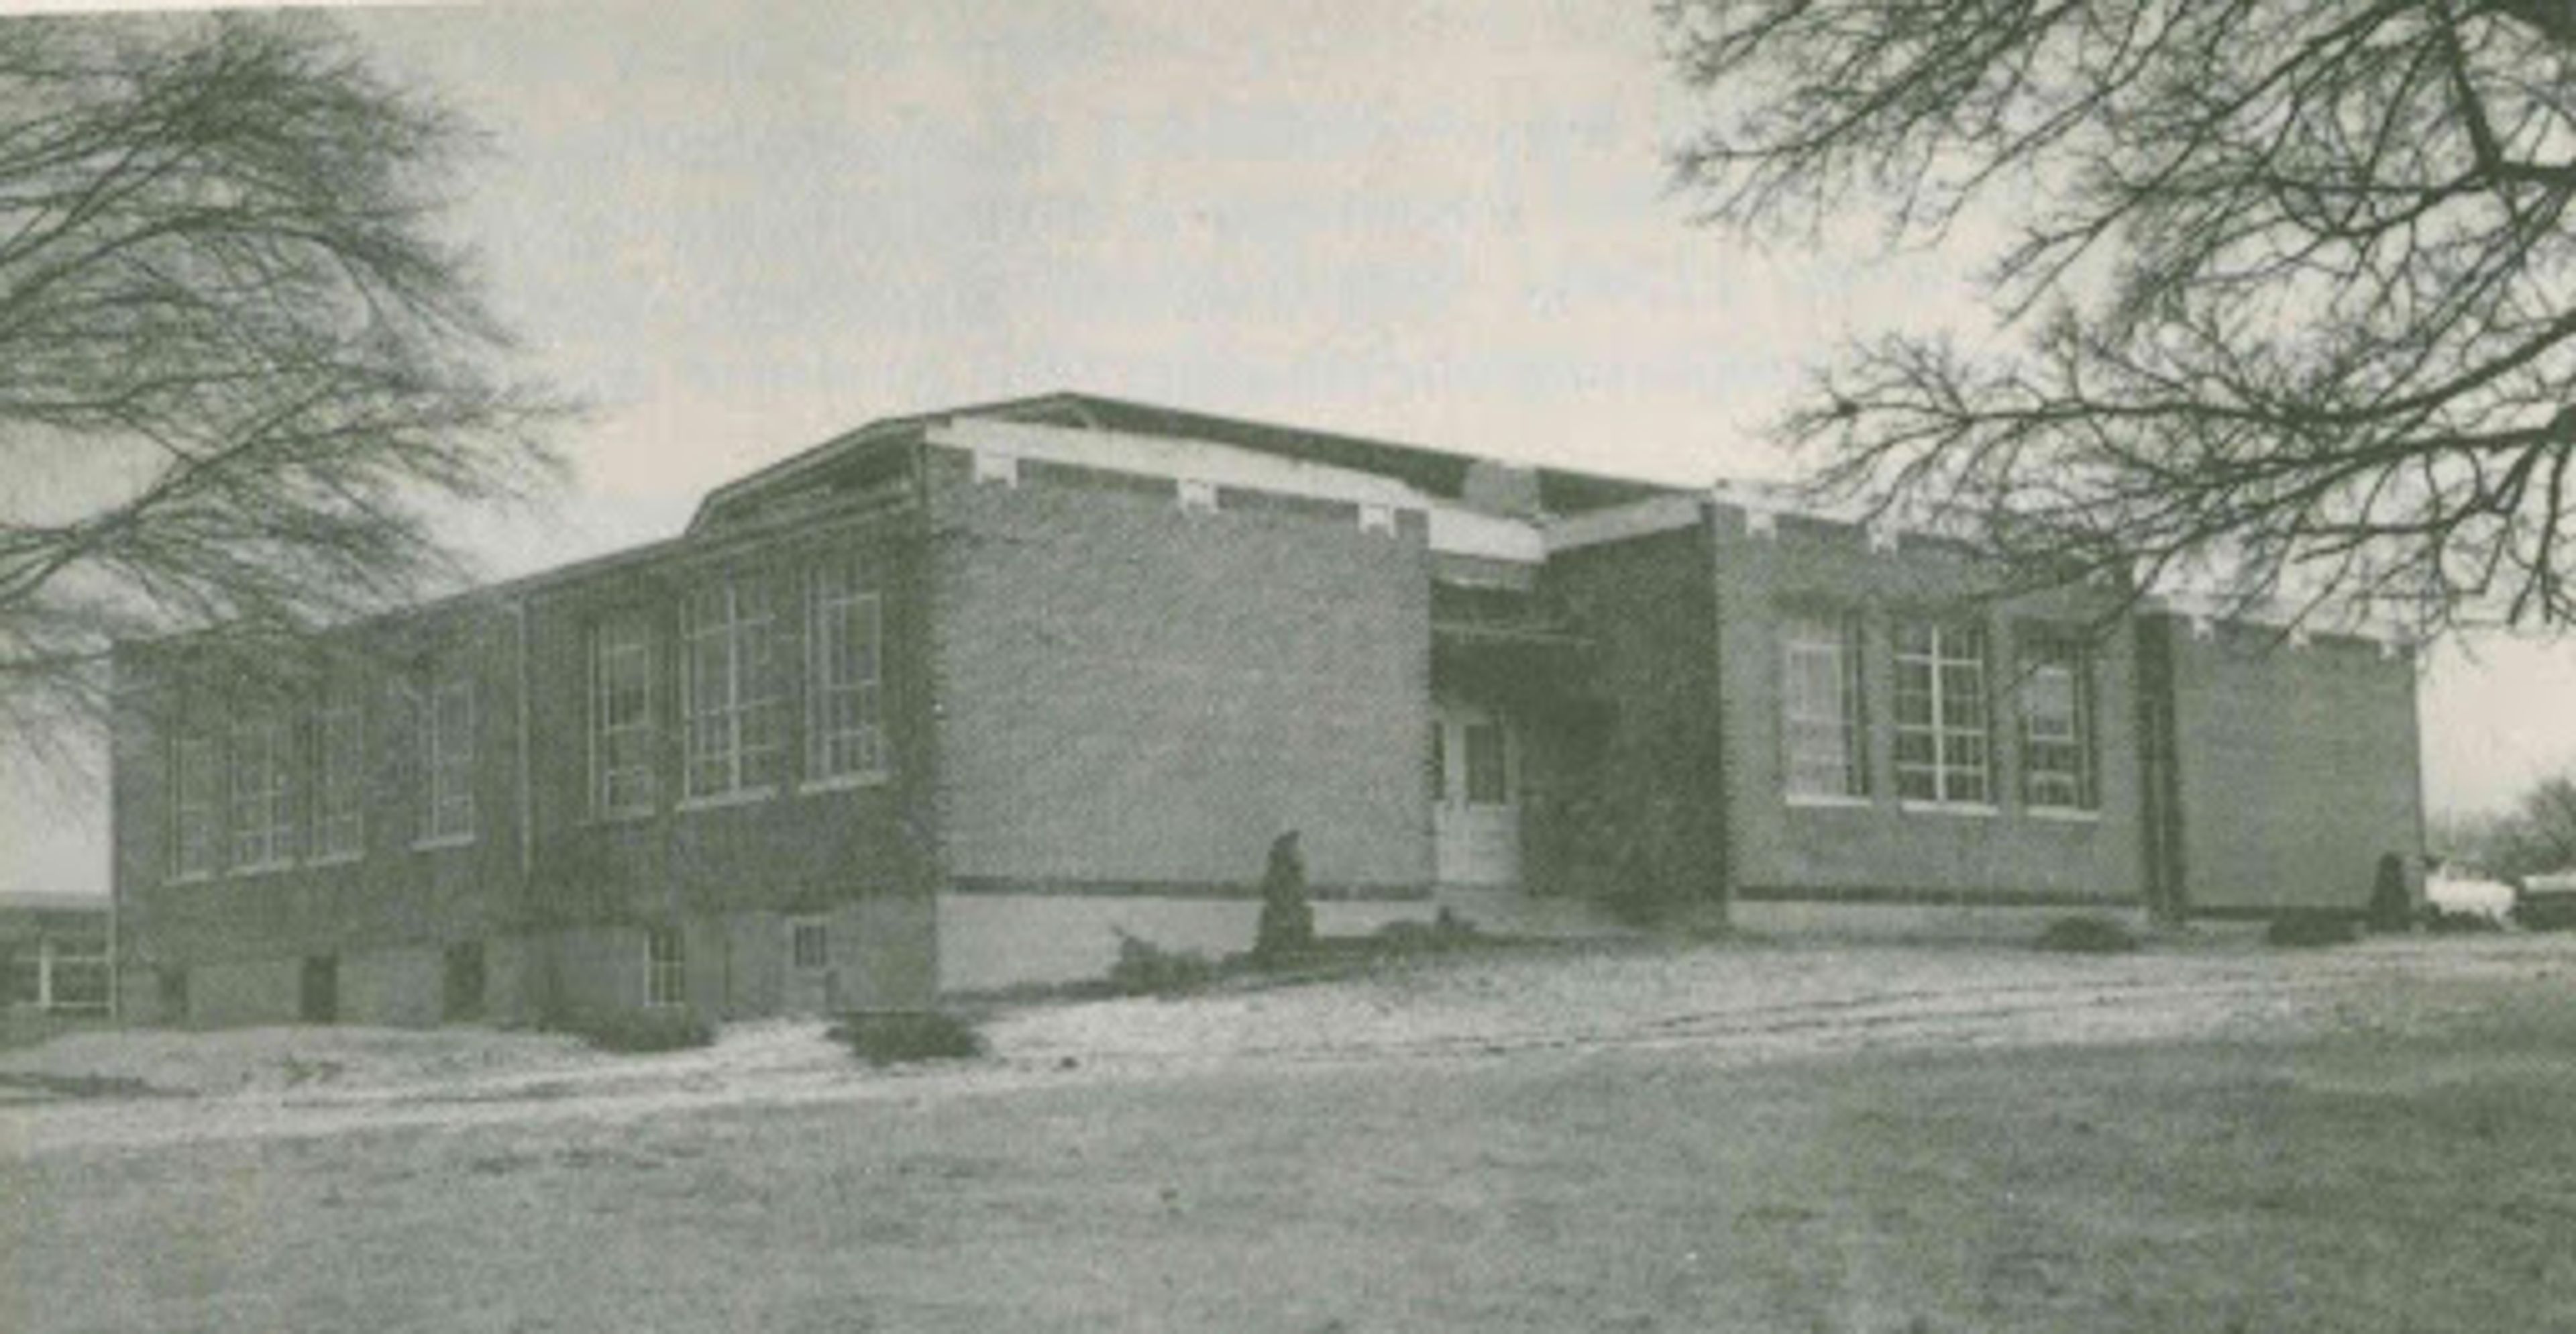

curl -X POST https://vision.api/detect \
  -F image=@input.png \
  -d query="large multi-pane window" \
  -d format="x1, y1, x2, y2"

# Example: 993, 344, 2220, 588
1782, 612, 1869, 800
682, 577, 782, 799
592, 611, 656, 815
313, 689, 365, 860
2020, 632, 2097, 811
230, 714, 296, 869
807, 557, 885, 783
169, 731, 221, 881
645, 926, 686, 1009
422, 674, 476, 841
1892, 620, 1992, 806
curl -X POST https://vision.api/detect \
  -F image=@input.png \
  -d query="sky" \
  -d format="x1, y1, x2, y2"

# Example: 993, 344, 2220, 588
5, 0, 2575, 894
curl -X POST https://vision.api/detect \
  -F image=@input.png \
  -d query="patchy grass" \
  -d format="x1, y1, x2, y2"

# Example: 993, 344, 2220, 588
9, 938, 2576, 1331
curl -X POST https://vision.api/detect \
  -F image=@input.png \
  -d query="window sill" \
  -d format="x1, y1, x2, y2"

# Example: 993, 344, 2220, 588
592, 807, 657, 826
307, 852, 366, 869
1785, 793, 1874, 810
229, 860, 298, 879
800, 771, 891, 795
411, 833, 478, 852
164, 872, 214, 888
678, 786, 777, 813
1898, 801, 2000, 818
2026, 807, 2102, 823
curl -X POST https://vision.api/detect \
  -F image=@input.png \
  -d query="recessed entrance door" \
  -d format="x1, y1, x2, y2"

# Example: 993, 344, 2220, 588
1432, 699, 1521, 886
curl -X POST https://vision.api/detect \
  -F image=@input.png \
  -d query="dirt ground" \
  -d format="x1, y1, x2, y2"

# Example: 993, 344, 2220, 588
4, 931, 2574, 1332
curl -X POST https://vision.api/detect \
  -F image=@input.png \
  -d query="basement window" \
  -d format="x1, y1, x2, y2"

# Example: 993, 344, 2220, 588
645, 927, 686, 1009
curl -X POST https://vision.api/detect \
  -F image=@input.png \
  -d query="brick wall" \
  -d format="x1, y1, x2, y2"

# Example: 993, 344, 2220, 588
924, 446, 1434, 894
1706, 507, 2149, 907
109, 488, 943, 1023
2152, 616, 2424, 915
1536, 522, 1729, 907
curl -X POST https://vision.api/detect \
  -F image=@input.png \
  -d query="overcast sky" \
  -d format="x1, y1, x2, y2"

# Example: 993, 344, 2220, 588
6, 0, 2573, 894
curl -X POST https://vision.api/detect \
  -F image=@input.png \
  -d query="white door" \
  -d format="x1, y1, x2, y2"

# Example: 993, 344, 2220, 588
1433, 700, 1521, 886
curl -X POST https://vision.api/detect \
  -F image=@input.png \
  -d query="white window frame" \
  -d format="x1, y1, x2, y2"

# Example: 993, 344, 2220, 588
681, 578, 782, 803
1892, 620, 1994, 809
313, 690, 365, 863
2019, 633, 2098, 814
169, 730, 221, 882
229, 713, 297, 872
420, 674, 476, 845
1782, 612, 1869, 804
590, 611, 657, 817
806, 558, 887, 788
645, 926, 686, 1009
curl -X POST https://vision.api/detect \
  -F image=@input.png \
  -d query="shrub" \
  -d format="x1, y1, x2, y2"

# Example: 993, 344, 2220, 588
1107, 930, 1214, 996
2265, 914, 2361, 948
834, 1011, 987, 1067
1371, 907, 1484, 956
2423, 906, 2507, 934
2034, 914, 2142, 954
570, 1009, 714, 1054
2514, 896, 2576, 933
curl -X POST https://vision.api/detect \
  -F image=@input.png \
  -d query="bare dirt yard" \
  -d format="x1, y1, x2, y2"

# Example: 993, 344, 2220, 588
5, 931, 2575, 1333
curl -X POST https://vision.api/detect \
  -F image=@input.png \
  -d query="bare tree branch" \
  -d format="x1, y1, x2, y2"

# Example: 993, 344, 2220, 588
0, 13, 570, 762
1665, 0, 2576, 636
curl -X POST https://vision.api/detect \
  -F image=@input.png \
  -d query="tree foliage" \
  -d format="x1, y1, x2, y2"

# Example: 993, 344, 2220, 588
1663, 0, 2576, 633
0, 13, 562, 755
2438, 772, 2576, 879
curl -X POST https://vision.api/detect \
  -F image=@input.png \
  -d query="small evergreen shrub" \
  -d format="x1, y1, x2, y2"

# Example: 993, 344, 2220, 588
2265, 914, 2361, 948
834, 1011, 987, 1066
2034, 914, 2143, 954
1107, 931, 1214, 996
572, 1009, 714, 1054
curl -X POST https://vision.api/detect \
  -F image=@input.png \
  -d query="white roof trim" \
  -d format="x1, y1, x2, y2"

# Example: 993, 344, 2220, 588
928, 415, 1552, 561
1428, 507, 1546, 564
2145, 591, 2412, 647
930, 417, 1425, 512
1544, 493, 1705, 552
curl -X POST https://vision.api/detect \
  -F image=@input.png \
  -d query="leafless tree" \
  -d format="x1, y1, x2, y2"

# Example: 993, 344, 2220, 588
1663, 1, 2576, 635
0, 13, 564, 763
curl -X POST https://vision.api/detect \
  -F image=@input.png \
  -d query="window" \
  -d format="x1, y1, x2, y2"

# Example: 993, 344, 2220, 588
1462, 719, 1509, 806
1782, 613, 1868, 800
423, 674, 476, 842
314, 689, 365, 860
230, 713, 296, 869
8, 937, 109, 1014
645, 926, 686, 1008
1892, 620, 1992, 806
170, 730, 221, 881
682, 577, 782, 799
792, 920, 828, 971
807, 558, 885, 784
2021, 633, 2097, 812
592, 611, 656, 815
